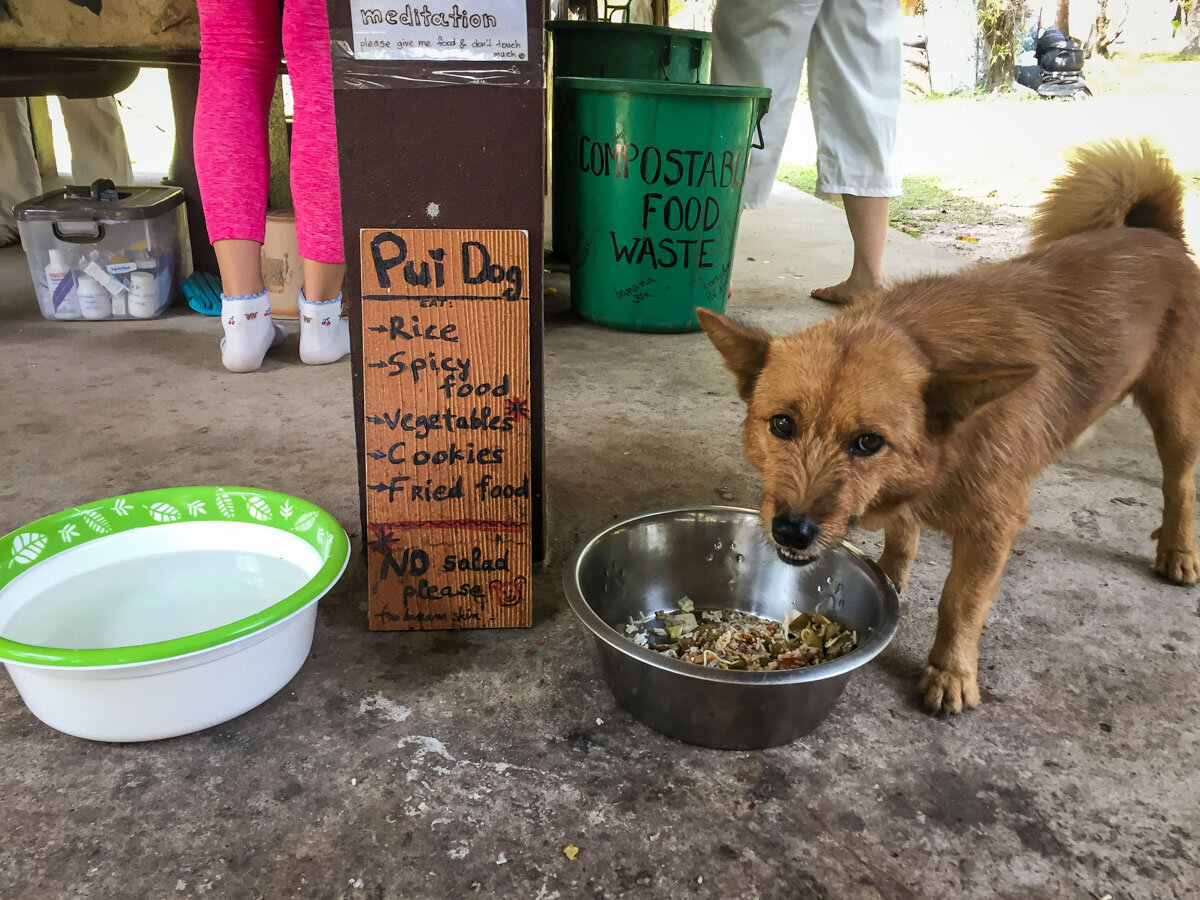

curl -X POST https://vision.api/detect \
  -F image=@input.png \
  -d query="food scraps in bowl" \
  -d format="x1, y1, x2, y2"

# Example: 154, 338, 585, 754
624, 598, 859, 672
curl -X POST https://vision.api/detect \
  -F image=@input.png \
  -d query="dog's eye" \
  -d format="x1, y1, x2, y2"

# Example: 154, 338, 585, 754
850, 433, 886, 457
768, 415, 795, 439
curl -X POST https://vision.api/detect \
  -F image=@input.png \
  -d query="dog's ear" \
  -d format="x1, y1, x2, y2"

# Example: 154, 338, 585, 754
924, 363, 1037, 437
697, 308, 772, 402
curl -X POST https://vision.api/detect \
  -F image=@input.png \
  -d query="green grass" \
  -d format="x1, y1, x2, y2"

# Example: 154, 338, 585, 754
920, 84, 1039, 102
777, 162, 820, 195
1084, 51, 1200, 94
1122, 51, 1200, 64
776, 163, 1016, 236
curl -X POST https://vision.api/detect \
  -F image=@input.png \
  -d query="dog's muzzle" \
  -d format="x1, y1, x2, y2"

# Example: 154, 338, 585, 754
771, 512, 822, 566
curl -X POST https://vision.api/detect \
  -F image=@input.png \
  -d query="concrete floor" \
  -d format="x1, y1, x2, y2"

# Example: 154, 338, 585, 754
1, 184, 1197, 898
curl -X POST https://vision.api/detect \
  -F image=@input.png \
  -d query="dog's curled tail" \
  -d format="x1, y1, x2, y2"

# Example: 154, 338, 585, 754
1029, 138, 1185, 252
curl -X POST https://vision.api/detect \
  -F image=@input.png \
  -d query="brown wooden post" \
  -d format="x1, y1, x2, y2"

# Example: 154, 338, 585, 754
328, 1, 546, 629
26, 97, 57, 177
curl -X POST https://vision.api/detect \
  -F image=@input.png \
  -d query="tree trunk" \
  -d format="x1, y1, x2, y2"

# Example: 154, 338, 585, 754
1084, 0, 1132, 58
1183, 11, 1200, 56
1056, 0, 1070, 36
976, 0, 1022, 92
1084, 0, 1105, 57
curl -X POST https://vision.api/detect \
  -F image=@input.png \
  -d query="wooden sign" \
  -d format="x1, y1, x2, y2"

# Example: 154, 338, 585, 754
360, 228, 531, 630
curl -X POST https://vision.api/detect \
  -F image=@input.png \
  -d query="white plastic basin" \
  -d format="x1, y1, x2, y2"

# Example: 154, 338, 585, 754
0, 486, 350, 742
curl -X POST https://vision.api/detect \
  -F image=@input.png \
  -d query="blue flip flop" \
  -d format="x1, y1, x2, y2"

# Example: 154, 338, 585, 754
184, 271, 223, 316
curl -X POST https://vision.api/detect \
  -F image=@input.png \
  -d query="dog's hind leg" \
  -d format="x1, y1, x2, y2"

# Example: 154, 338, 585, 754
1133, 374, 1200, 584
877, 516, 920, 592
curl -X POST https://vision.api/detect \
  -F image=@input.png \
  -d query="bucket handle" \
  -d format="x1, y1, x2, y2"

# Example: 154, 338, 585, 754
660, 40, 707, 84
689, 41, 705, 83
750, 95, 771, 150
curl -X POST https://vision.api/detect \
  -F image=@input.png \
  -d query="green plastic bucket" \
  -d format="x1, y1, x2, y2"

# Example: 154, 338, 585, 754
560, 77, 770, 333
547, 21, 712, 83
548, 21, 712, 257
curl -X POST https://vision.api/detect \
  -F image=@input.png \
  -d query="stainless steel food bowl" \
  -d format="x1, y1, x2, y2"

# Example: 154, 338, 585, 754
562, 507, 900, 749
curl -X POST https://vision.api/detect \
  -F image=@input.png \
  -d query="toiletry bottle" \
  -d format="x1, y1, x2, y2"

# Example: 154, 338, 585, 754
127, 271, 159, 318
76, 275, 113, 320
82, 251, 128, 317
45, 248, 70, 290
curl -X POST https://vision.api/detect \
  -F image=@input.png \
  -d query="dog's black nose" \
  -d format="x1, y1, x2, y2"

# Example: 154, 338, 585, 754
772, 512, 820, 551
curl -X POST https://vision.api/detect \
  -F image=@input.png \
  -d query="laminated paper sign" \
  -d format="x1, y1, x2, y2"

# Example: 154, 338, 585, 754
360, 228, 531, 630
351, 1, 528, 61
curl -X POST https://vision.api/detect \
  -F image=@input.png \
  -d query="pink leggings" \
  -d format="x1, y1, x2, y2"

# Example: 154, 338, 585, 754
195, 0, 343, 264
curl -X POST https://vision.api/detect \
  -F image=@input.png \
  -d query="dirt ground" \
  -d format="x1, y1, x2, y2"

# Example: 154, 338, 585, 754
918, 221, 1031, 262
778, 52, 1200, 264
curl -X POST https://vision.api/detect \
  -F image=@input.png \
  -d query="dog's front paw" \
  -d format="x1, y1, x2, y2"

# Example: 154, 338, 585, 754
919, 665, 980, 715
876, 553, 910, 593
1155, 546, 1200, 585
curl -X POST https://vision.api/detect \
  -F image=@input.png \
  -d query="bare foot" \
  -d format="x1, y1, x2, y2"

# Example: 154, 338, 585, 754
919, 664, 980, 714
810, 275, 884, 307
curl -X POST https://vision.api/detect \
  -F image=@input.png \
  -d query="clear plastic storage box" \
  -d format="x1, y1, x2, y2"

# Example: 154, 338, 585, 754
14, 180, 192, 321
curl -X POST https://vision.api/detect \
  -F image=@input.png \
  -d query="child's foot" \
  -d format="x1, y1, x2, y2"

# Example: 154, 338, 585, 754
299, 290, 351, 365
220, 290, 285, 373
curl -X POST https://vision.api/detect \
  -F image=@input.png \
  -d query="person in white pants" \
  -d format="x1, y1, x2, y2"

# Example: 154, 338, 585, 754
0, 96, 134, 245
58, 96, 136, 186
0, 98, 40, 245
712, 0, 902, 305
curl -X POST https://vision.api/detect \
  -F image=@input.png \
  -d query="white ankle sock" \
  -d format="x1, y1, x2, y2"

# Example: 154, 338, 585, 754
220, 290, 285, 373
299, 290, 351, 365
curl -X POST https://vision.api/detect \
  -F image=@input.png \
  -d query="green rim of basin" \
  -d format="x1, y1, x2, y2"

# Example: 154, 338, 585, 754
0, 486, 349, 668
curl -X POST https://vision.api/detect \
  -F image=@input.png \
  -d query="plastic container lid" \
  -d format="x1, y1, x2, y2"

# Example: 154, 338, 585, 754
48, 248, 68, 267
15, 180, 185, 223
130, 271, 155, 288
546, 20, 712, 41
555, 75, 771, 99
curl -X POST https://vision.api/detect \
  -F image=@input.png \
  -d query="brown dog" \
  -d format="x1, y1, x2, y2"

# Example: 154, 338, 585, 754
699, 139, 1200, 714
